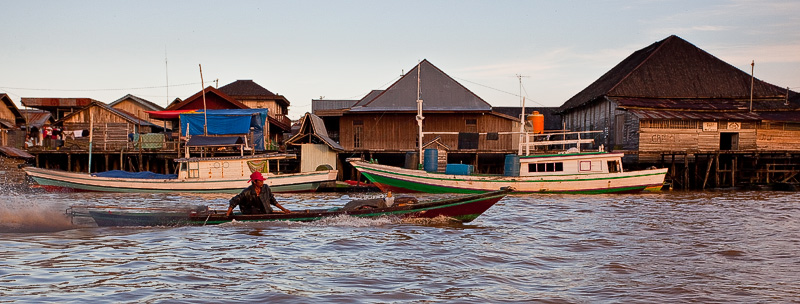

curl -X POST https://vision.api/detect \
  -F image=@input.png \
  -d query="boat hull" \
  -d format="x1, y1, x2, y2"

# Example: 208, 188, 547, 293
24, 166, 338, 193
85, 189, 512, 227
351, 161, 667, 194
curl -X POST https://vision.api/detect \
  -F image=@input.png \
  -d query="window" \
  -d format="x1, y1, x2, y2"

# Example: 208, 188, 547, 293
465, 119, 477, 133
353, 120, 363, 148
614, 114, 626, 144
187, 161, 200, 178
528, 162, 564, 173
607, 160, 619, 173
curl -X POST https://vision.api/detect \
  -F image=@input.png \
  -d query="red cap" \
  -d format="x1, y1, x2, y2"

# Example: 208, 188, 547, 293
248, 171, 265, 183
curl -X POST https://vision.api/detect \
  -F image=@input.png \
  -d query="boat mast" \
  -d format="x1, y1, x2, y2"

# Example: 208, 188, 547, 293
88, 109, 93, 173
416, 61, 424, 168
199, 64, 208, 135
517, 74, 527, 155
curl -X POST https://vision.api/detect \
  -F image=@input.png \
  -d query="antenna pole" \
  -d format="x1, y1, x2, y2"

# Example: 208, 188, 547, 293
786, 87, 790, 106
516, 74, 529, 155
165, 47, 169, 108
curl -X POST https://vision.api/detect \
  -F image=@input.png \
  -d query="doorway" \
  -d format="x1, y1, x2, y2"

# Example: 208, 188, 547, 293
720, 132, 739, 150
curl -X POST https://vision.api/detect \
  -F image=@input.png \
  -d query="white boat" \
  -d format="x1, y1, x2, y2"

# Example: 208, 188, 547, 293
25, 154, 338, 193
349, 126, 667, 194
349, 149, 667, 194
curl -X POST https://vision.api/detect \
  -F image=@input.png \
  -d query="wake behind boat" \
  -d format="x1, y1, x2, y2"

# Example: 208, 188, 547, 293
73, 188, 512, 227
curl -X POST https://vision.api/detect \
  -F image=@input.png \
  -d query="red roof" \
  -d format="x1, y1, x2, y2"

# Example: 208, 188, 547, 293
165, 86, 247, 111
146, 109, 200, 120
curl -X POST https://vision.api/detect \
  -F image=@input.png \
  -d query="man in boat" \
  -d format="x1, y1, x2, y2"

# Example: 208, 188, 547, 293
226, 171, 292, 216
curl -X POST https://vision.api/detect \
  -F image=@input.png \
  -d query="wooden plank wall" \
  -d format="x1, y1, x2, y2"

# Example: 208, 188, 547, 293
561, 99, 623, 148
756, 129, 800, 151
63, 122, 130, 151
112, 99, 171, 129
637, 120, 800, 162
339, 113, 517, 152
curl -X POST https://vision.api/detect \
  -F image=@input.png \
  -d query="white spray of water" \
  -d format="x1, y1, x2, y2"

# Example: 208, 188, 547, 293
0, 191, 76, 233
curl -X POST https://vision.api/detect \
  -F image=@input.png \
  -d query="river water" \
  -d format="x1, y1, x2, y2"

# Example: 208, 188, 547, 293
0, 189, 798, 303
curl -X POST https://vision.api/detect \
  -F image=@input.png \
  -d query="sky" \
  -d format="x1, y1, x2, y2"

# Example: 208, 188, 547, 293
2, 0, 799, 120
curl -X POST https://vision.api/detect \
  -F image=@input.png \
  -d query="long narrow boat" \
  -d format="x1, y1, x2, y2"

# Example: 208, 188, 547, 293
350, 149, 667, 194
25, 154, 338, 193
79, 188, 512, 227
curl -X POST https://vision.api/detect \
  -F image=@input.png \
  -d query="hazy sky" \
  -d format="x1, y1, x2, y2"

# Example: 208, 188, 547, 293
2, 0, 799, 120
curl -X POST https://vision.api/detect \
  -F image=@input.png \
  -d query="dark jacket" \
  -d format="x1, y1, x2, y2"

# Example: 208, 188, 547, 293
229, 184, 278, 214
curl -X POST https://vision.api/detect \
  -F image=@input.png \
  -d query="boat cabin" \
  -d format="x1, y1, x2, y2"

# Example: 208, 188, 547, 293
519, 152, 623, 177
175, 153, 296, 180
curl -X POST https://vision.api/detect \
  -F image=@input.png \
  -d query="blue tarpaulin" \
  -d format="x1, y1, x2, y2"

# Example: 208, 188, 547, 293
179, 109, 268, 150
92, 170, 178, 179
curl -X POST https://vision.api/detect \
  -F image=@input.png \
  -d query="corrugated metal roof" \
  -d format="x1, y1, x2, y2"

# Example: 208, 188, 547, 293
630, 109, 761, 121
349, 60, 492, 112
351, 90, 384, 107
219, 80, 275, 96
165, 86, 248, 111
18, 110, 53, 128
0, 119, 14, 128
56, 101, 160, 128
285, 113, 344, 151
758, 111, 800, 122
560, 35, 798, 112
312, 99, 358, 112
109, 94, 165, 112
21, 98, 94, 108
0, 146, 34, 159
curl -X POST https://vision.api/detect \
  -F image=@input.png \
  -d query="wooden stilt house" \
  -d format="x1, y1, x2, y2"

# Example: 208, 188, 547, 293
316, 59, 522, 177
557, 35, 800, 188
558, 35, 800, 160
0, 94, 25, 147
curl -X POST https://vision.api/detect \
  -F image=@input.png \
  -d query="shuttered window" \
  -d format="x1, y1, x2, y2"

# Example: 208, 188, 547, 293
353, 120, 363, 148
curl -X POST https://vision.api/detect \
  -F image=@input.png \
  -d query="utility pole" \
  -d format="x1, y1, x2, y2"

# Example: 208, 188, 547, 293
749, 60, 754, 112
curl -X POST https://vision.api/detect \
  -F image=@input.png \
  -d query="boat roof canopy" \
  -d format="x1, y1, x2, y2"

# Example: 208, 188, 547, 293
186, 135, 244, 147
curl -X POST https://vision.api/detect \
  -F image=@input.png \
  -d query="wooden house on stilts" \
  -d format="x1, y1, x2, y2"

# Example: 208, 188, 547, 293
314, 59, 526, 179
558, 35, 800, 189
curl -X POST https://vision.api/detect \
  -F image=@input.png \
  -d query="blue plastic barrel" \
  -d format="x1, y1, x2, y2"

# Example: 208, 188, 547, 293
445, 164, 471, 175
504, 154, 520, 176
424, 149, 438, 173
404, 152, 419, 169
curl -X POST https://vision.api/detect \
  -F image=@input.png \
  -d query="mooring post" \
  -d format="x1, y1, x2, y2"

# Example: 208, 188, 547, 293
684, 153, 690, 190
732, 156, 737, 187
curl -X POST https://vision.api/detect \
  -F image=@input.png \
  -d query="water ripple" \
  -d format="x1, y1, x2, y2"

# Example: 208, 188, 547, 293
0, 190, 799, 302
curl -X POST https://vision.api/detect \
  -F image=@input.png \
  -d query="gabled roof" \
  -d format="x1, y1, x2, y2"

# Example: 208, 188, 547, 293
351, 90, 385, 108
0, 93, 23, 126
559, 35, 797, 112
285, 113, 344, 152
422, 136, 451, 151
349, 60, 492, 112
18, 109, 53, 128
165, 86, 247, 111
219, 80, 275, 96
109, 94, 165, 112
57, 101, 159, 128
